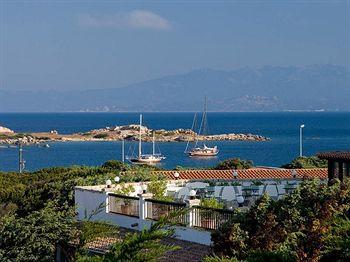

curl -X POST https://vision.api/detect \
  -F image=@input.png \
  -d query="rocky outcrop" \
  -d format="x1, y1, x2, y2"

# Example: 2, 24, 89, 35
0, 124, 270, 145
0, 126, 14, 133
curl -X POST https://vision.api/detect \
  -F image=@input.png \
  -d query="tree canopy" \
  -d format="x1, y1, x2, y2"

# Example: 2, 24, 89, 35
281, 156, 327, 169
214, 158, 253, 170
210, 179, 350, 261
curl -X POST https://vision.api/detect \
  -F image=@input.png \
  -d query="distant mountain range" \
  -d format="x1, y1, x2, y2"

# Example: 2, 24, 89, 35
1, 64, 349, 112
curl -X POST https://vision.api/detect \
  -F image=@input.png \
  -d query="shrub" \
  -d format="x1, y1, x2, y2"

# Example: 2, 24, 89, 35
211, 179, 350, 261
101, 160, 129, 171
201, 198, 225, 209
214, 158, 253, 170
93, 133, 109, 139
281, 156, 327, 169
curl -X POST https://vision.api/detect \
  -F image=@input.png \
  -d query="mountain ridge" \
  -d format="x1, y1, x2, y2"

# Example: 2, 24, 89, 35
0, 64, 349, 112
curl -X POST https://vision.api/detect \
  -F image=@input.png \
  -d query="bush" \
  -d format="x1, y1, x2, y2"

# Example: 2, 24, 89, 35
101, 160, 129, 171
93, 133, 109, 139
0, 204, 77, 262
211, 179, 350, 261
214, 158, 253, 170
201, 198, 225, 209
281, 156, 327, 169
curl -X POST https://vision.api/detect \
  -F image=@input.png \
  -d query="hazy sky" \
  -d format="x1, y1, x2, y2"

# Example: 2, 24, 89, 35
1, 0, 349, 91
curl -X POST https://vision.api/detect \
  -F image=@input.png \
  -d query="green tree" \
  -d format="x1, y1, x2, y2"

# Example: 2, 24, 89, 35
211, 179, 350, 261
0, 203, 77, 262
101, 160, 129, 171
147, 176, 172, 201
281, 156, 327, 169
214, 158, 253, 170
77, 214, 180, 262
201, 198, 225, 209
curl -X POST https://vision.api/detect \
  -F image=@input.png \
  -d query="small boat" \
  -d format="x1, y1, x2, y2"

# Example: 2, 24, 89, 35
38, 143, 50, 148
185, 97, 219, 157
188, 145, 219, 157
126, 114, 165, 164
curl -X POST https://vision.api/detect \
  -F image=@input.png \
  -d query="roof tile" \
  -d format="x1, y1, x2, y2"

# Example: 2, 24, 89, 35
152, 168, 327, 181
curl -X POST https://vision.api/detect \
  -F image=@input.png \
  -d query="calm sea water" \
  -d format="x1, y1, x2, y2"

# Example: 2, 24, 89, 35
0, 112, 349, 172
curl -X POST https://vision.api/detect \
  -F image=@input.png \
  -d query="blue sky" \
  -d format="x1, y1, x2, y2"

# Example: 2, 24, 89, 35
1, 0, 349, 91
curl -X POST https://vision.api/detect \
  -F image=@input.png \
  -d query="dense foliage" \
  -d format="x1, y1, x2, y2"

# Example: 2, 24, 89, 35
147, 176, 172, 201
0, 203, 78, 261
1, 159, 348, 261
214, 158, 253, 170
77, 214, 180, 262
281, 156, 327, 169
0, 161, 162, 217
211, 179, 350, 261
201, 198, 225, 209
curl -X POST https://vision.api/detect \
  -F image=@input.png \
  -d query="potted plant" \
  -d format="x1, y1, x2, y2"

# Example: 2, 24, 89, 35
145, 177, 175, 219
114, 183, 135, 215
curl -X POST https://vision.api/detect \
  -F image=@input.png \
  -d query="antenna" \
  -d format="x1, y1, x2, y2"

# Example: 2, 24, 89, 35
152, 131, 155, 155
121, 139, 125, 163
18, 143, 25, 173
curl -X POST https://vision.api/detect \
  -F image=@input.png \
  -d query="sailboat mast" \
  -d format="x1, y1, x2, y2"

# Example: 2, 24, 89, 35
185, 112, 197, 153
139, 114, 142, 158
203, 96, 207, 135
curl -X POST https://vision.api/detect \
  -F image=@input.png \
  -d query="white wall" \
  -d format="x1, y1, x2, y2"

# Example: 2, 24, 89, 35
75, 188, 211, 246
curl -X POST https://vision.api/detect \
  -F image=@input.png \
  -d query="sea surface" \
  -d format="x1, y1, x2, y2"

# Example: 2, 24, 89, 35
0, 112, 349, 172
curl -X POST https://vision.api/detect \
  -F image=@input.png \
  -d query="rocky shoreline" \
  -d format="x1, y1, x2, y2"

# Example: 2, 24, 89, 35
0, 124, 270, 146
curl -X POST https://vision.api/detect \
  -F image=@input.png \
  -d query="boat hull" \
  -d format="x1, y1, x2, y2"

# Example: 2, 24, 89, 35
128, 155, 166, 164
188, 147, 219, 157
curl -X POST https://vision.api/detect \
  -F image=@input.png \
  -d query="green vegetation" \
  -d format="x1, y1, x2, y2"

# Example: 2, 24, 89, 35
0, 203, 78, 261
200, 198, 225, 209
281, 156, 327, 169
147, 176, 173, 201
0, 160, 173, 261
210, 179, 350, 261
214, 158, 253, 170
0, 160, 165, 217
93, 133, 109, 139
1, 158, 349, 261
114, 183, 135, 196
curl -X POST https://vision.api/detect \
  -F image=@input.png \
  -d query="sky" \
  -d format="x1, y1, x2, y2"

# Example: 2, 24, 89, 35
0, 0, 349, 91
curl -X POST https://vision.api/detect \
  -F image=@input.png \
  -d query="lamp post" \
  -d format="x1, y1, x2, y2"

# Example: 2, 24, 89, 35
174, 172, 180, 180
299, 124, 305, 157
189, 189, 196, 199
105, 179, 112, 188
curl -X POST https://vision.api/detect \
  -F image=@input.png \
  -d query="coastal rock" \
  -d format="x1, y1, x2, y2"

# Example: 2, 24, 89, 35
0, 123, 270, 145
0, 126, 14, 133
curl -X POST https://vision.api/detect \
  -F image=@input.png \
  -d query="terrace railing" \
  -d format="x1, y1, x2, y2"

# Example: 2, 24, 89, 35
107, 194, 236, 231
191, 206, 235, 230
108, 193, 140, 218
145, 198, 188, 225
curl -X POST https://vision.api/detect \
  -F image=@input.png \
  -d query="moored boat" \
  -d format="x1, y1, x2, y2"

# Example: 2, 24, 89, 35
185, 97, 219, 157
126, 114, 166, 164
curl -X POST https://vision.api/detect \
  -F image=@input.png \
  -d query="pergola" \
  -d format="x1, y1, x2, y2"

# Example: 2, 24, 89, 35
317, 151, 350, 182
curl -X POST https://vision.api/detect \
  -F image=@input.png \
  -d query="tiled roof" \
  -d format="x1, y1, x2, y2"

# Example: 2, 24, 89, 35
152, 168, 328, 181
317, 151, 350, 161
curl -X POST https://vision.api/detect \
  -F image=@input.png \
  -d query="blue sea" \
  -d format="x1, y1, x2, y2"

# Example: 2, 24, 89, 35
0, 112, 349, 172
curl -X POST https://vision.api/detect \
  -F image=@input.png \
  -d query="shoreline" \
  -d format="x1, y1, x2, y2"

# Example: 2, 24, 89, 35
0, 124, 270, 146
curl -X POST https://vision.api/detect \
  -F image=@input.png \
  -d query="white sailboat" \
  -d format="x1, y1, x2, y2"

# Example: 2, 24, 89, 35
185, 97, 219, 157
126, 114, 165, 164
